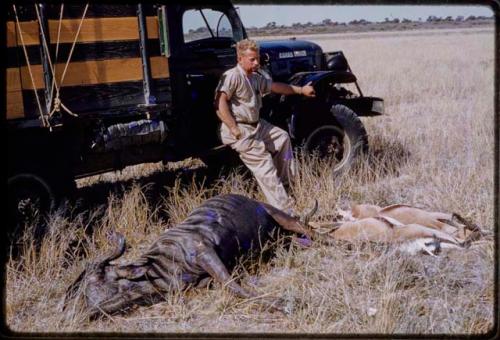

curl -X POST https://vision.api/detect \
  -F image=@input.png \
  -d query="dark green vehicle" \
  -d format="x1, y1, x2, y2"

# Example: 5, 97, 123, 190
7, 2, 383, 230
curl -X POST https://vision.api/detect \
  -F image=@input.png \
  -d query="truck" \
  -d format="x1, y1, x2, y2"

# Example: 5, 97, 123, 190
7, 2, 384, 231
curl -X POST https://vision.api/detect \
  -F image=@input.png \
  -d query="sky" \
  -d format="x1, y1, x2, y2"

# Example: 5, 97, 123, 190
234, 5, 494, 27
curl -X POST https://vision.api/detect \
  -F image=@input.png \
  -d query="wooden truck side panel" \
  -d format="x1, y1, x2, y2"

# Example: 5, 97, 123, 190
6, 4, 171, 121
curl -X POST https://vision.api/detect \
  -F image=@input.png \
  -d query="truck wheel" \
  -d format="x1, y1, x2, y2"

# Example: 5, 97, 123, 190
304, 104, 368, 174
8, 173, 56, 242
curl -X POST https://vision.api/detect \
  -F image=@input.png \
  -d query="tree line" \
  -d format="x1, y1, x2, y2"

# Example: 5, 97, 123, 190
254, 15, 493, 30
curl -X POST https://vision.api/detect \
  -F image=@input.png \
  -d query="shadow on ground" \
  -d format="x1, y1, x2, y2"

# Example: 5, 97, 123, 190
73, 161, 250, 222
365, 135, 412, 177
5, 157, 250, 258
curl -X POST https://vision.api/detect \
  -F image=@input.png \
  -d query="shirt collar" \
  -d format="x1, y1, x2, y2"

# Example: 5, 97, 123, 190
237, 64, 252, 78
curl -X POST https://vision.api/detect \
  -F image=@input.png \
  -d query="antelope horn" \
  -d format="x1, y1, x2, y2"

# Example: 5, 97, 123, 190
460, 230, 483, 248
451, 213, 494, 239
300, 199, 319, 226
452, 213, 481, 232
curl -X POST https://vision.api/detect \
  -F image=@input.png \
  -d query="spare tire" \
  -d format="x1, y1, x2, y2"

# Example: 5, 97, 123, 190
304, 104, 368, 174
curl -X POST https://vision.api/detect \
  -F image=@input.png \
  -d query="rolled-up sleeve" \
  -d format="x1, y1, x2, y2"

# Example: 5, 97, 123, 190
259, 76, 272, 96
216, 71, 238, 100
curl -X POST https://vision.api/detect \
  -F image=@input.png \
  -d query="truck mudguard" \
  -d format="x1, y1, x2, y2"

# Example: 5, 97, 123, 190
288, 70, 357, 88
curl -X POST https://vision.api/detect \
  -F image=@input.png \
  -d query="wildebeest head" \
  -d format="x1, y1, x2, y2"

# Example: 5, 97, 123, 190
64, 233, 127, 316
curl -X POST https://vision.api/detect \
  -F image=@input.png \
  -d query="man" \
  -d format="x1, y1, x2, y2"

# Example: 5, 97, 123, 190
214, 39, 315, 213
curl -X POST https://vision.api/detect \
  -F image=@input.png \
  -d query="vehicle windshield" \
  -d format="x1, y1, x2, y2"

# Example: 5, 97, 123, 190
183, 8, 234, 43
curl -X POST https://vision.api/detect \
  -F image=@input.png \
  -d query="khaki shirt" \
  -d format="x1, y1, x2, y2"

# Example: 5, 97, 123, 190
215, 64, 272, 124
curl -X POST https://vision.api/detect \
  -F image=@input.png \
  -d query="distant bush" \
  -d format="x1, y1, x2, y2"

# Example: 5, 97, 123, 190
427, 15, 441, 22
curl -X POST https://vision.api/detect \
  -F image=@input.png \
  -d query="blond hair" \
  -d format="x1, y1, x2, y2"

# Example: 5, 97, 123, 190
236, 39, 259, 57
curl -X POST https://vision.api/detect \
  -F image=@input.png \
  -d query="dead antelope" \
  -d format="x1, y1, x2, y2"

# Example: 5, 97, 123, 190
311, 203, 490, 255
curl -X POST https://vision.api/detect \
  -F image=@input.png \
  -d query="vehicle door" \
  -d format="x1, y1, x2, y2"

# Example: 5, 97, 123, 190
166, 4, 246, 156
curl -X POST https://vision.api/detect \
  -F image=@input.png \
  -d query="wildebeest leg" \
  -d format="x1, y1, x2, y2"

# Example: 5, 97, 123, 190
261, 202, 332, 245
195, 243, 286, 313
195, 244, 253, 299
261, 203, 314, 239
88, 279, 160, 317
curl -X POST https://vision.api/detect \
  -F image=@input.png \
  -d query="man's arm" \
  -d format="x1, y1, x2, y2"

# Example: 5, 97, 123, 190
271, 81, 316, 97
215, 91, 242, 140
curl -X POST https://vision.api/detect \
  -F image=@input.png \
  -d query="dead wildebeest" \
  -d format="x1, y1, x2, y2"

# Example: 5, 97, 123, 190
64, 194, 318, 317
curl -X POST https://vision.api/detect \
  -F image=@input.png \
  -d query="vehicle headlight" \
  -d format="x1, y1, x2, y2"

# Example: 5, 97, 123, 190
372, 100, 384, 114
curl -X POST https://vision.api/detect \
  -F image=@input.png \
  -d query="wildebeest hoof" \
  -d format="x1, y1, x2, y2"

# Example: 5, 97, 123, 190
292, 235, 313, 248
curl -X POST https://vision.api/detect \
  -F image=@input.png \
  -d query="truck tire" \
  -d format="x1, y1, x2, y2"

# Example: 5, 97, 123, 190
8, 173, 55, 241
7, 170, 75, 245
304, 104, 368, 175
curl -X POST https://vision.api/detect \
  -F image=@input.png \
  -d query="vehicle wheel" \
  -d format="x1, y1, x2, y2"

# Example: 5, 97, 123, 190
7, 173, 57, 244
304, 104, 368, 174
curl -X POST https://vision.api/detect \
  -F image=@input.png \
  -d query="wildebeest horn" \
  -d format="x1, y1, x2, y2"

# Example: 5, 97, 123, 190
300, 199, 319, 225
63, 267, 88, 309
63, 233, 126, 309
96, 233, 126, 270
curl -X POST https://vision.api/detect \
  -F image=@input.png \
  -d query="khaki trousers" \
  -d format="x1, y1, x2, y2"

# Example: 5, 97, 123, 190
220, 119, 296, 211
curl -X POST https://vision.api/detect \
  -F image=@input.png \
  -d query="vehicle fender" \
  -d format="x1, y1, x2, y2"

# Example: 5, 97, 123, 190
288, 70, 357, 88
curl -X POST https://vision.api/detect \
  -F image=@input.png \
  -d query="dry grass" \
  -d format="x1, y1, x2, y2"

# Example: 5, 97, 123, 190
5, 27, 495, 335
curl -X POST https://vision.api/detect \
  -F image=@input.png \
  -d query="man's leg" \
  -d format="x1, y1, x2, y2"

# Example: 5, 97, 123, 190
233, 137, 294, 211
258, 120, 296, 188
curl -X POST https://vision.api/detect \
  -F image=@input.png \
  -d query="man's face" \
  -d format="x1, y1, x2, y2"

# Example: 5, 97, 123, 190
238, 49, 260, 74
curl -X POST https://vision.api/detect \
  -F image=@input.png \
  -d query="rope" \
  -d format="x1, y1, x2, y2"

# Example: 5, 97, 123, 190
58, 4, 88, 92
12, 5, 49, 127
47, 3, 64, 111
52, 3, 89, 117
35, 3, 87, 118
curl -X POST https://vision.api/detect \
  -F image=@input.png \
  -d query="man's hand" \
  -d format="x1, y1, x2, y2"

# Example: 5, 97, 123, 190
271, 81, 316, 97
216, 91, 242, 140
230, 125, 242, 140
301, 81, 316, 97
